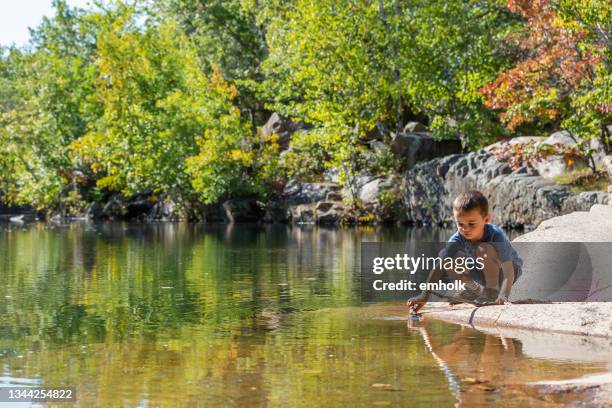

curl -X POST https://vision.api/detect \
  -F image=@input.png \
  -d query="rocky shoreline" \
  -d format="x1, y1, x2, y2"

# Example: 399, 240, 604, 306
404, 149, 609, 228
77, 138, 610, 228
2, 123, 611, 228
422, 302, 612, 337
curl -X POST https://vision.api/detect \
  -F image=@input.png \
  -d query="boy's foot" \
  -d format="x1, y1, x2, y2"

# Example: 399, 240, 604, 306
474, 288, 499, 304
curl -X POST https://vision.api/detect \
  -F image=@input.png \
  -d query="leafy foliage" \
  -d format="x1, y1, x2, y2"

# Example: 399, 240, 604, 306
481, 0, 611, 154
71, 13, 206, 196
0, 1, 100, 209
69, 9, 257, 204
490, 140, 584, 171
259, 0, 514, 150
0, 0, 609, 211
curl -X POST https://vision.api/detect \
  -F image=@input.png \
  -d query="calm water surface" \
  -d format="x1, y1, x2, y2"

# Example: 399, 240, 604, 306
0, 223, 608, 407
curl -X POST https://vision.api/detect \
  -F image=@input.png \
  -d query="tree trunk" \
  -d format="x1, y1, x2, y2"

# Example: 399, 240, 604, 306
377, 0, 403, 134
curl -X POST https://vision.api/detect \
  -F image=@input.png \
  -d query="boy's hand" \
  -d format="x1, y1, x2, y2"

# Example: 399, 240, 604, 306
407, 292, 429, 314
494, 294, 510, 305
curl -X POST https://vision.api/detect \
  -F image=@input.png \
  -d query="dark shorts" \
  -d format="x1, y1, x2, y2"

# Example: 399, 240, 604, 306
469, 263, 522, 287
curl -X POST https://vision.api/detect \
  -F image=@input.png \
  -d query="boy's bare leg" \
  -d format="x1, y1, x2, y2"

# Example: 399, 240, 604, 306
477, 243, 501, 291
443, 250, 482, 294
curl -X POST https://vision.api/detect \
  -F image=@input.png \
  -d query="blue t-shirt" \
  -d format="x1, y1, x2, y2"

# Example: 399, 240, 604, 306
444, 224, 523, 276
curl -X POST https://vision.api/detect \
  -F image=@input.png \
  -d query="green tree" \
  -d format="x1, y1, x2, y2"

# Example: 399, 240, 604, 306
155, 0, 265, 81
0, 1, 100, 210
184, 67, 260, 203
399, 0, 516, 146
257, 0, 514, 187
557, 0, 611, 154
71, 8, 257, 204
154, 0, 268, 123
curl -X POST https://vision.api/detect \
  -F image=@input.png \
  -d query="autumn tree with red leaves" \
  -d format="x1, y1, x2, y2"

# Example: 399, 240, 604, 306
481, 0, 611, 164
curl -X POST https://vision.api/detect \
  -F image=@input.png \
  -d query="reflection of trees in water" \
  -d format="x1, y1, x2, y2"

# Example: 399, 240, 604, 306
8, 308, 450, 407
0, 223, 459, 353
0, 223, 375, 350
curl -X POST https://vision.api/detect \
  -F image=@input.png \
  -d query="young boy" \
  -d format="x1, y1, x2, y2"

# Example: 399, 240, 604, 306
407, 190, 522, 313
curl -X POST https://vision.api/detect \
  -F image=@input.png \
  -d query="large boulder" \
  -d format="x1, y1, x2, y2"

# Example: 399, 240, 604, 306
484, 136, 545, 152
486, 133, 590, 179
512, 205, 612, 302
544, 130, 576, 147
358, 175, 404, 223
538, 131, 587, 178
286, 201, 347, 224
290, 204, 316, 224
282, 181, 347, 224
391, 132, 462, 169
359, 178, 385, 204
315, 201, 346, 224
532, 157, 569, 179
261, 181, 348, 224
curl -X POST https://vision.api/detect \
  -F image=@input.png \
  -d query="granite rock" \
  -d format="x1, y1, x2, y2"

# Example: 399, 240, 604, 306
403, 148, 609, 227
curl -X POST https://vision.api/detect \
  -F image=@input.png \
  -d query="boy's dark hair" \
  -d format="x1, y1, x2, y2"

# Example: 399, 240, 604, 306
453, 190, 489, 215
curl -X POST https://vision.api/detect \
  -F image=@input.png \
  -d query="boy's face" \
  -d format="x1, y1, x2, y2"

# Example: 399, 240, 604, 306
453, 208, 491, 241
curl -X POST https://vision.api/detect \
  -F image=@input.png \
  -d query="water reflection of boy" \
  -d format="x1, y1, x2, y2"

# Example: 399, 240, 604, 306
408, 320, 522, 407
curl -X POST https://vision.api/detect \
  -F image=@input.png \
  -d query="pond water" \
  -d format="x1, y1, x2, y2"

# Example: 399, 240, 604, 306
0, 223, 608, 407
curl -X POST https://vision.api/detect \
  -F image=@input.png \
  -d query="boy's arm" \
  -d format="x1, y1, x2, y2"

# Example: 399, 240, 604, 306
497, 260, 515, 304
